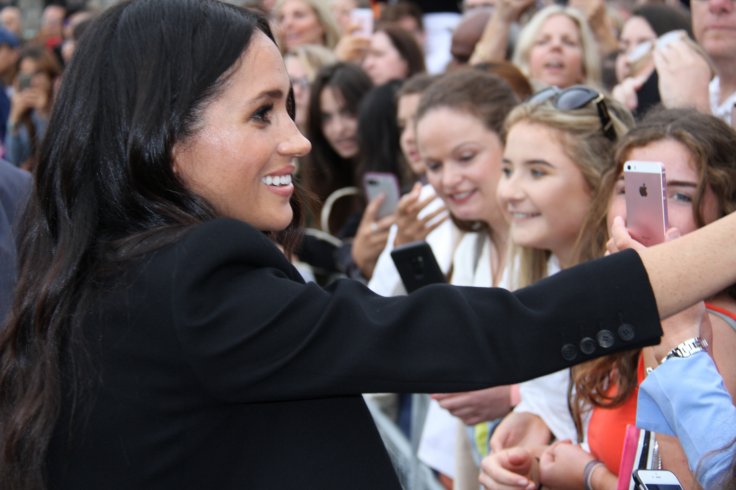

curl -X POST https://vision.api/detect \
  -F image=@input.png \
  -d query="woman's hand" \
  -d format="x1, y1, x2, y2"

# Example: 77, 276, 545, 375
432, 386, 512, 426
480, 447, 539, 490
8, 88, 45, 126
393, 183, 448, 247
654, 35, 712, 113
351, 195, 395, 279
538, 442, 596, 490
494, 0, 536, 24
611, 71, 652, 111
334, 31, 370, 63
490, 411, 552, 453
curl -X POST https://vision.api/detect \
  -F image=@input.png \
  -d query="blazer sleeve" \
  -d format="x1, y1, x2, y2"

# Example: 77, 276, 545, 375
170, 219, 662, 403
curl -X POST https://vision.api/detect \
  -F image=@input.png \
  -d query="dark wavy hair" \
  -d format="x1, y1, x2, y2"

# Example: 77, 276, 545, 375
570, 107, 736, 440
356, 80, 409, 193
303, 62, 372, 229
0, 2, 289, 489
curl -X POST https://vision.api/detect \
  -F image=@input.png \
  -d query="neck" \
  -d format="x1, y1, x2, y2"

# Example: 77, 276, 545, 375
555, 247, 576, 270
487, 225, 509, 287
716, 63, 736, 104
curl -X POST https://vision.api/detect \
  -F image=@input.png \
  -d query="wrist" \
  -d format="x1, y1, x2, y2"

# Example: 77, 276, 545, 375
660, 337, 708, 364
583, 459, 604, 490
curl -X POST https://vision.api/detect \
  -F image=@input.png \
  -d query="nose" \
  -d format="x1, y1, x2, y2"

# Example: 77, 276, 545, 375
440, 165, 462, 190
496, 173, 523, 205
279, 119, 311, 158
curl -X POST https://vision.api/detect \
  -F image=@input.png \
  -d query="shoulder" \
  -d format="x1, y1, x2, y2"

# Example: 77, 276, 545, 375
167, 218, 303, 282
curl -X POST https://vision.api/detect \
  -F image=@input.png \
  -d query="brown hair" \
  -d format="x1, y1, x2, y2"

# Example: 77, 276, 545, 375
374, 24, 426, 79
415, 69, 518, 233
570, 107, 736, 439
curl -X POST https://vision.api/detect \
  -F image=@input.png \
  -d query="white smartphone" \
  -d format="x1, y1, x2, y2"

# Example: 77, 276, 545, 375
624, 160, 668, 246
633, 469, 684, 490
350, 8, 373, 37
363, 172, 400, 219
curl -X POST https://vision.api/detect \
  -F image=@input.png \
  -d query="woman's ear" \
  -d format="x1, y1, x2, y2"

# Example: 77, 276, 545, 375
171, 144, 181, 175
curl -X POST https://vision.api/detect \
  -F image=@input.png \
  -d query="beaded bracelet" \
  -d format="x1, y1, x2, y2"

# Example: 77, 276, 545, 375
583, 459, 604, 490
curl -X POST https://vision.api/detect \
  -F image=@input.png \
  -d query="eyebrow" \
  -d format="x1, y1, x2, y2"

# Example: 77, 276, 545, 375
523, 159, 554, 167
252, 88, 285, 103
667, 180, 697, 188
501, 158, 555, 167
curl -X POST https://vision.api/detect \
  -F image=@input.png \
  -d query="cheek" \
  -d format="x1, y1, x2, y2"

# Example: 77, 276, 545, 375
528, 48, 544, 74
667, 205, 699, 235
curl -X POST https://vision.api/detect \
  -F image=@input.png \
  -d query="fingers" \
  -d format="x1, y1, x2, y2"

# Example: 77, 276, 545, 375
363, 193, 385, 221
479, 448, 536, 490
608, 215, 645, 255
664, 227, 681, 242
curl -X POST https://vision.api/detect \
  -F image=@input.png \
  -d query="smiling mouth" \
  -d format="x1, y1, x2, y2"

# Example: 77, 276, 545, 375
262, 174, 293, 186
510, 212, 540, 219
449, 190, 474, 201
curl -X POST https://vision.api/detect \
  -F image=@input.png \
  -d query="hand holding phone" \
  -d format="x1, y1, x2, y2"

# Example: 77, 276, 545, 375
391, 240, 445, 293
624, 160, 668, 246
633, 469, 684, 490
363, 172, 400, 220
18, 74, 32, 92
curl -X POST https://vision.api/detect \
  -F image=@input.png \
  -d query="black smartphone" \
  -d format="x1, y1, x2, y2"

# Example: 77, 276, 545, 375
18, 74, 32, 91
390, 240, 445, 293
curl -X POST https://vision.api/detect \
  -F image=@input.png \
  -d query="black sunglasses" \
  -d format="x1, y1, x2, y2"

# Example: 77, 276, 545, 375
527, 85, 616, 141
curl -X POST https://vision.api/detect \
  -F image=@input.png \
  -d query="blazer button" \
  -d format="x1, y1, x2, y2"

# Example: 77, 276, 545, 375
597, 330, 615, 349
561, 343, 578, 361
580, 337, 596, 355
618, 323, 635, 342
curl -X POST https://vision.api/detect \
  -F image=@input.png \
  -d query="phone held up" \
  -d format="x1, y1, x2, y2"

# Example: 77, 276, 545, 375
363, 172, 400, 220
350, 7, 373, 37
18, 73, 32, 91
391, 240, 445, 293
624, 160, 668, 246
633, 469, 684, 490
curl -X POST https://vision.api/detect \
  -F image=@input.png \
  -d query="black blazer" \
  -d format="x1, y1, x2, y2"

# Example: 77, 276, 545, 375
47, 219, 662, 489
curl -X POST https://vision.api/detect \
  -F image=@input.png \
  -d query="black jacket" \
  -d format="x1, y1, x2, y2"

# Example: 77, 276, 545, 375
48, 218, 662, 489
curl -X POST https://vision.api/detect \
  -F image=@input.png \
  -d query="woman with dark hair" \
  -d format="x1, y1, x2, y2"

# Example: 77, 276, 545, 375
362, 24, 425, 85
2, 1, 736, 489
5, 45, 62, 169
302, 61, 371, 235
338, 79, 407, 280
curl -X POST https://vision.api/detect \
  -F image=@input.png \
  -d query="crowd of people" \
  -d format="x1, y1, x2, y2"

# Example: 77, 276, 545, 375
0, 0, 735, 489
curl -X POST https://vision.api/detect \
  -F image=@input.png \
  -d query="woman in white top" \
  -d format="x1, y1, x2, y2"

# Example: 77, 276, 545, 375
412, 69, 520, 489
481, 85, 634, 489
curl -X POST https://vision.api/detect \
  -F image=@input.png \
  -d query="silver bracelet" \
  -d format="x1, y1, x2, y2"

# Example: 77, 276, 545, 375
583, 459, 604, 490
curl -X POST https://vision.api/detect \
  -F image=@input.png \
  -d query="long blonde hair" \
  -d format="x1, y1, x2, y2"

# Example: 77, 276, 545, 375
502, 92, 633, 289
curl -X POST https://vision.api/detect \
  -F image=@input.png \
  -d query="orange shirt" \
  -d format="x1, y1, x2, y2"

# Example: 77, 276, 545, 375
586, 354, 645, 475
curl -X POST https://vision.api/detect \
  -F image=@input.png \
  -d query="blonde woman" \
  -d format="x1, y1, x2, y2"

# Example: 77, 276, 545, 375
512, 5, 602, 90
273, 0, 341, 52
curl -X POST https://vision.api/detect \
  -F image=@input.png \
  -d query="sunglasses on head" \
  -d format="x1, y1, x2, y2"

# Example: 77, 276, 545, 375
527, 85, 616, 142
